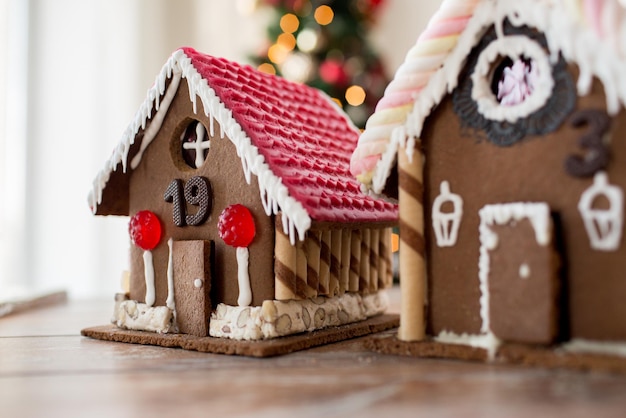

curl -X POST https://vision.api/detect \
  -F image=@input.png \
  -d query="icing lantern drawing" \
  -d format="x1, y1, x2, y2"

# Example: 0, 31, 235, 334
432, 181, 463, 247
129, 210, 162, 307
578, 172, 624, 251
218, 204, 256, 307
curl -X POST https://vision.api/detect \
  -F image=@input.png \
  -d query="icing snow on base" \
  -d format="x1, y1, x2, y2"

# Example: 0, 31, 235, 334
562, 338, 626, 357
210, 291, 389, 341
435, 330, 502, 360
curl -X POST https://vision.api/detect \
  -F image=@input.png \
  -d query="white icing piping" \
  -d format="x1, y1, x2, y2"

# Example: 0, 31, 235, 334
578, 171, 624, 251
562, 338, 626, 357
435, 330, 501, 360
431, 180, 463, 247
470, 35, 554, 122
371, 0, 626, 194
236, 247, 252, 307
89, 49, 312, 243
130, 71, 182, 170
166, 238, 175, 311
143, 250, 156, 307
478, 202, 550, 337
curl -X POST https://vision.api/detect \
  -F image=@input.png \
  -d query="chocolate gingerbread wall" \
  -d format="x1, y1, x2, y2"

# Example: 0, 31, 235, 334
420, 65, 626, 342
128, 80, 275, 309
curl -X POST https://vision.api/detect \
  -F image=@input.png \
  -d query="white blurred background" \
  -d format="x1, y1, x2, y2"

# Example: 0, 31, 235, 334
0, 0, 438, 299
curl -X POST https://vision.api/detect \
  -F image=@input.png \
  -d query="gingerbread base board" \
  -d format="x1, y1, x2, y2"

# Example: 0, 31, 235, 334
365, 331, 626, 373
81, 314, 399, 357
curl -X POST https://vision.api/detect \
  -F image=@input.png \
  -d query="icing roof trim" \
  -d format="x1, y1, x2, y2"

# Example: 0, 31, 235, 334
89, 49, 312, 242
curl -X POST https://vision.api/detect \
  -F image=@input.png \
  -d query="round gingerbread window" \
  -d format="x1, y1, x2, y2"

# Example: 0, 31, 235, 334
179, 119, 210, 169
451, 23, 576, 147
470, 35, 553, 123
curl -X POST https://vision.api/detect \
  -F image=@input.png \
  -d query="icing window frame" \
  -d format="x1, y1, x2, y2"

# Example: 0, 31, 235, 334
470, 35, 554, 123
451, 23, 576, 147
173, 118, 211, 170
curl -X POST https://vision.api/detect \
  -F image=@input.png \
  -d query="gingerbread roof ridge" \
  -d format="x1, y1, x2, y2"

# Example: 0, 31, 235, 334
88, 48, 397, 243
351, 0, 626, 194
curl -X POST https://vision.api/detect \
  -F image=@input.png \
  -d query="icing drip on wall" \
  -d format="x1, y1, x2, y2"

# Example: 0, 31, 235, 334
166, 238, 175, 311
130, 72, 182, 170
236, 247, 252, 307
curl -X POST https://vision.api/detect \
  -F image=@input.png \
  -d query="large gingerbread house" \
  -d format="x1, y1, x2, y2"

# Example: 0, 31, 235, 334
352, 0, 626, 367
85, 47, 397, 352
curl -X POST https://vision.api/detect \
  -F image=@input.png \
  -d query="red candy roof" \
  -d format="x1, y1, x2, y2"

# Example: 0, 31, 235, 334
181, 47, 397, 224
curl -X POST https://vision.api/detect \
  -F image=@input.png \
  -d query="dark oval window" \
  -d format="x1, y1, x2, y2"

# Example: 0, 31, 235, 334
180, 120, 210, 169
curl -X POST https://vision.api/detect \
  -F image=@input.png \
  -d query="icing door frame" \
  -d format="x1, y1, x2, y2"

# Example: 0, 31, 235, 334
171, 240, 213, 336
478, 202, 560, 344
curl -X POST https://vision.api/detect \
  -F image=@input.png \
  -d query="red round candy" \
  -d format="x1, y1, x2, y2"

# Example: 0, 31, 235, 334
129, 210, 162, 251
218, 204, 256, 248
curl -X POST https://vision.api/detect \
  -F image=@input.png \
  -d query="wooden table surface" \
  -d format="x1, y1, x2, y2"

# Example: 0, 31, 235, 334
2, 287, 626, 418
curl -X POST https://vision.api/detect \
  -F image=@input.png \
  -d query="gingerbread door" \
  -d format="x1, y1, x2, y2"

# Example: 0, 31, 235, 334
478, 203, 560, 344
172, 240, 213, 337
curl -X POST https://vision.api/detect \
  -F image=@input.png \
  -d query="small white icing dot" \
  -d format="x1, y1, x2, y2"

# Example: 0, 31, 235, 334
194, 278, 203, 288
519, 263, 530, 279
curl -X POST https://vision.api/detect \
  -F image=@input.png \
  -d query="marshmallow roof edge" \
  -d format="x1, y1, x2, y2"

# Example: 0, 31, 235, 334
353, 0, 626, 194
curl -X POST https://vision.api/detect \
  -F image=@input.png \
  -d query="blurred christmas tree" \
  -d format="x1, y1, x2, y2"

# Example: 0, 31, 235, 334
250, 0, 389, 128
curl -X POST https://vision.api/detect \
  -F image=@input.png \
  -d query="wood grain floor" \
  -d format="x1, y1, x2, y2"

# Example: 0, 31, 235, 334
2, 287, 626, 418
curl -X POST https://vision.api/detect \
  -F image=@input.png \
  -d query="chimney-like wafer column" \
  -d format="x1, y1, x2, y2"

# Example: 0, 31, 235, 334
274, 223, 297, 300
349, 229, 361, 292
359, 229, 371, 294
296, 238, 317, 299
329, 230, 342, 296
398, 149, 426, 341
306, 231, 322, 295
378, 227, 393, 288
319, 230, 332, 295
369, 228, 380, 293
339, 230, 351, 294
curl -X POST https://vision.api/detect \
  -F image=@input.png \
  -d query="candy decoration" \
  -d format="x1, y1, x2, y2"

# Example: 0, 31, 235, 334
164, 176, 212, 227
129, 210, 162, 251
218, 204, 256, 306
129, 210, 162, 307
497, 59, 539, 106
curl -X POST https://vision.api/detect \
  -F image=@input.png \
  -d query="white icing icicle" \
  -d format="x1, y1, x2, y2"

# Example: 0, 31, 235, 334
236, 247, 252, 307
130, 71, 182, 170
143, 250, 156, 307
89, 49, 312, 244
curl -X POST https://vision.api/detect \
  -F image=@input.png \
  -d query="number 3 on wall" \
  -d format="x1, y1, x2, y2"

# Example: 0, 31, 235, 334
164, 176, 212, 227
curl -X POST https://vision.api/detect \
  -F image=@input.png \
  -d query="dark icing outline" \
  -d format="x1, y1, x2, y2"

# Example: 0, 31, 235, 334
452, 22, 576, 147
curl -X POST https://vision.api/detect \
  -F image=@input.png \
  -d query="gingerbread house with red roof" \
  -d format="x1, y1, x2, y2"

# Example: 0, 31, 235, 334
352, 0, 626, 369
84, 47, 397, 352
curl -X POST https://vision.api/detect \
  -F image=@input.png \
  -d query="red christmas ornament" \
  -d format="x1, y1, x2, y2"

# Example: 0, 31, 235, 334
319, 60, 348, 85
218, 204, 256, 248
129, 210, 162, 251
